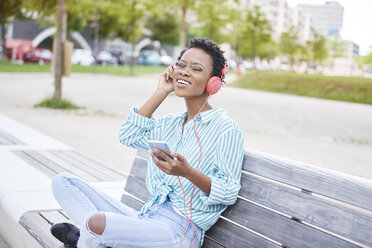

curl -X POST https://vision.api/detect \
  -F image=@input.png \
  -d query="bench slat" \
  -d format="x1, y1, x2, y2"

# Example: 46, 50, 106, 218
19, 211, 64, 248
120, 193, 144, 212
48, 150, 121, 181
223, 198, 360, 248
136, 149, 149, 160
39, 210, 71, 225
66, 150, 126, 180
124, 175, 150, 202
202, 237, 225, 248
205, 218, 281, 248
38, 150, 101, 181
12, 150, 100, 181
130, 157, 148, 181
12, 150, 62, 178
243, 150, 372, 212
240, 172, 372, 247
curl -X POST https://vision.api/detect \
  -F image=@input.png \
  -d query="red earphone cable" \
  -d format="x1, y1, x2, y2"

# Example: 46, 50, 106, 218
179, 95, 210, 248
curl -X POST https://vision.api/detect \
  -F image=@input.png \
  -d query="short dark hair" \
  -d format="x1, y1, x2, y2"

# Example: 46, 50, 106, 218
177, 38, 226, 80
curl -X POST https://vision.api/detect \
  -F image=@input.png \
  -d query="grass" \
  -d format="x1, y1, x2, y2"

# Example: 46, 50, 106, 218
230, 71, 372, 105
0, 60, 167, 75
35, 98, 80, 109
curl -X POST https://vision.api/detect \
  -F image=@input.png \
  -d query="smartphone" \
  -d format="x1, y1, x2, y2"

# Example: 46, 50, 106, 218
147, 140, 174, 161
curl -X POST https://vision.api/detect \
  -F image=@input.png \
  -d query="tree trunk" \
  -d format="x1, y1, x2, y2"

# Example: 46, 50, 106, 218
93, 9, 99, 74
1, 14, 6, 59
53, 0, 67, 100
179, 1, 188, 50
251, 30, 256, 70
129, 0, 137, 76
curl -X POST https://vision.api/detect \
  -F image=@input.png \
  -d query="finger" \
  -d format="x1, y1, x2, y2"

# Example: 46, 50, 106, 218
155, 149, 174, 163
167, 67, 172, 80
170, 68, 174, 79
171, 152, 184, 162
157, 149, 174, 164
151, 152, 167, 169
154, 148, 170, 162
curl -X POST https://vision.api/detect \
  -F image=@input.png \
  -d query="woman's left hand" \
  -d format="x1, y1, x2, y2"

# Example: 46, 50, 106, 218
151, 149, 192, 178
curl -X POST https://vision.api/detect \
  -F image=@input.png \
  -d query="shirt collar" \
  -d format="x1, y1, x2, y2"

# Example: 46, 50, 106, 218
177, 108, 226, 124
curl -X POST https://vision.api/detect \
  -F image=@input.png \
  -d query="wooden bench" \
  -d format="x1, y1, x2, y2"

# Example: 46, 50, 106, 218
19, 149, 372, 248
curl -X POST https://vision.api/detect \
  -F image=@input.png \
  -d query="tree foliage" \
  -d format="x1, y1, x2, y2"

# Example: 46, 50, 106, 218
191, 0, 233, 44
327, 34, 347, 59
279, 26, 301, 65
235, 5, 274, 60
145, 11, 179, 46
0, 0, 24, 57
359, 47, 372, 66
308, 30, 328, 63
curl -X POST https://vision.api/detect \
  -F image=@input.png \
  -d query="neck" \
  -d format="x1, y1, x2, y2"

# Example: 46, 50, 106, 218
184, 94, 212, 121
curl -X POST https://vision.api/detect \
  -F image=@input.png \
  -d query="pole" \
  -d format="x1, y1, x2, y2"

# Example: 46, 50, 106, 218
93, 9, 99, 74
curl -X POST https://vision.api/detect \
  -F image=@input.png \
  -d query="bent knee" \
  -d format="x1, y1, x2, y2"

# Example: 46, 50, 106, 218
87, 212, 106, 235
51, 172, 74, 193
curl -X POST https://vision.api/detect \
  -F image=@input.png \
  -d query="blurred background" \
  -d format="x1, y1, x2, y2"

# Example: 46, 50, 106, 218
0, 0, 372, 77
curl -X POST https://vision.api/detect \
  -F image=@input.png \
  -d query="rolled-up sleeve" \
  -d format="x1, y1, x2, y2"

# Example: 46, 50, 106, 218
118, 106, 157, 151
200, 128, 244, 206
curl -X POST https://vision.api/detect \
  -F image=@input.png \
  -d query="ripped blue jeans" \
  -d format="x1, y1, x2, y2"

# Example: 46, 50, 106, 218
51, 172, 202, 248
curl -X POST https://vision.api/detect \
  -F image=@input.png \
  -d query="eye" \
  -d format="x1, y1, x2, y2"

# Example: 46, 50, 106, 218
176, 62, 185, 68
193, 67, 202, 72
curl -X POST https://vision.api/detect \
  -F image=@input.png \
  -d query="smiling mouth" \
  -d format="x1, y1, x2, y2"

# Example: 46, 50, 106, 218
177, 79, 191, 86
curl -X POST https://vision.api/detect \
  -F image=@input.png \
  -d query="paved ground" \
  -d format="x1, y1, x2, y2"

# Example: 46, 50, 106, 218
0, 72, 371, 179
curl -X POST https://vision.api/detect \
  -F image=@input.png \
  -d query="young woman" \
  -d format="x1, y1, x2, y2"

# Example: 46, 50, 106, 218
50, 38, 245, 248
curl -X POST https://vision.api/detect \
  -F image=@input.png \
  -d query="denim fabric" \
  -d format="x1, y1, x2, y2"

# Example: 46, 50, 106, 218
51, 172, 202, 248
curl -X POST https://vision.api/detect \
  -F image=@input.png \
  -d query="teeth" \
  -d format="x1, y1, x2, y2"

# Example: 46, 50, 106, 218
177, 79, 191, 85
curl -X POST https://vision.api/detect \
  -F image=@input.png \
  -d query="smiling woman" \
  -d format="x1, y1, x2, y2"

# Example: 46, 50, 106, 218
49, 38, 245, 248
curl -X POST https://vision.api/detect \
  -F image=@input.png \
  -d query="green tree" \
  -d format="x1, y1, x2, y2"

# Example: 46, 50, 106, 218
279, 26, 300, 67
191, 0, 234, 44
328, 34, 347, 60
0, 0, 23, 58
145, 11, 179, 46
309, 30, 328, 63
21, 0, 94, 103
232, 5, 274, 65
359, 47, 372, 66
178, 0, 195, 49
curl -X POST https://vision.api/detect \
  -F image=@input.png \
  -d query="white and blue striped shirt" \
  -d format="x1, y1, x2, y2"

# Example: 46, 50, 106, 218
119, 106, 245, 231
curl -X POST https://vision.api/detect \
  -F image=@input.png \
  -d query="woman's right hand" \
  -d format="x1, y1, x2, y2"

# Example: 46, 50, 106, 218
157, 64, 175, 94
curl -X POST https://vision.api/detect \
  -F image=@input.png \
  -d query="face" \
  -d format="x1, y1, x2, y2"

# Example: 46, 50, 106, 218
173, 48, 213, 98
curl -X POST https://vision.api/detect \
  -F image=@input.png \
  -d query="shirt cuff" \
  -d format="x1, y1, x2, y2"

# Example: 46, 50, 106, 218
127, 106, 156, 130
199, 176, 226, 206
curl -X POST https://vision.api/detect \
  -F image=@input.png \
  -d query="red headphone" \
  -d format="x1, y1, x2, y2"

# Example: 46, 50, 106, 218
205, 62, 228, 95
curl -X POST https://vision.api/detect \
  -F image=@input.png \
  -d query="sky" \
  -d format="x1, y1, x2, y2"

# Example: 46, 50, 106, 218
286, 0, 372, 56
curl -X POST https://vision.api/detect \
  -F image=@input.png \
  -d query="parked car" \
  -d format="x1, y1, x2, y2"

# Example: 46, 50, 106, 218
160, 55, 174, 66
71, 49, 95, 66
95, 51, 118, 66
23, 49, 52, 64
138, 50, 161, 66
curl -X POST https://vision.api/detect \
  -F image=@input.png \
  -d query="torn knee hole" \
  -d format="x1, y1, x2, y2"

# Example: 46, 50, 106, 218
87, 212, 106, 235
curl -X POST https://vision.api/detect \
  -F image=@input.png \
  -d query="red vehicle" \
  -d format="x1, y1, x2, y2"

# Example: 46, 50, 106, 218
23, 49, 53, 64
5, 39, 34, 60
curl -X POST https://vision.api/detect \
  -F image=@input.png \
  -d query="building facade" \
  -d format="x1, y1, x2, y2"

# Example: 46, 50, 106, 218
298, 1, 344, 37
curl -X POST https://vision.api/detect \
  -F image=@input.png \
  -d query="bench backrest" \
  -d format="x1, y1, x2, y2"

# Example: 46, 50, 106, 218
121, 149, 372, 248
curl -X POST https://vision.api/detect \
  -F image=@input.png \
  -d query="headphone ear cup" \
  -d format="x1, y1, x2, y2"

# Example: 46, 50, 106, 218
206, 76, 222, 95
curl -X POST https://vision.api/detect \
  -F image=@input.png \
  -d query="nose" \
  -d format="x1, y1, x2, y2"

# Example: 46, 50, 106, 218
179, 66, 190, 77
